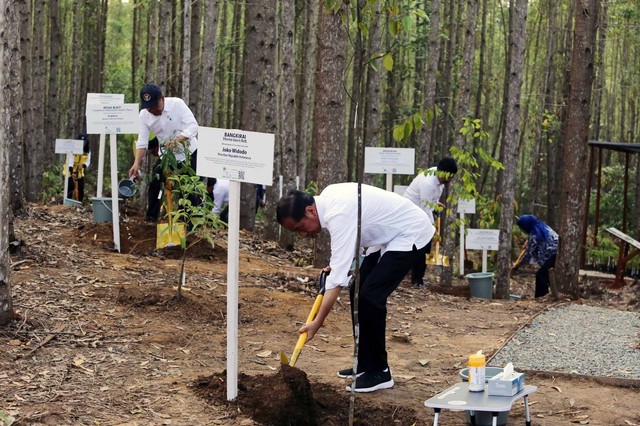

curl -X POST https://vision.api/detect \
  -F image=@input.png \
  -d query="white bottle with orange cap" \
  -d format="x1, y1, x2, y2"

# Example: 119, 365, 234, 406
468, 350, 486, 392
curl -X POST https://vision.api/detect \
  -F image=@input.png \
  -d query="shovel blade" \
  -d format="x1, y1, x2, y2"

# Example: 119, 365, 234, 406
279, 351, 289, 365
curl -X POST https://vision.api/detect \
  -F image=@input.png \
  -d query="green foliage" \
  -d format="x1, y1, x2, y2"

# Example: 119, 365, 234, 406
585, 231, 640, 270
159, 141, 225, 298
41, 163, 64, 203
588, 164, 627, 231
0, 410, 16, 426
448, 119, 504, 231
304, 181, 319, 196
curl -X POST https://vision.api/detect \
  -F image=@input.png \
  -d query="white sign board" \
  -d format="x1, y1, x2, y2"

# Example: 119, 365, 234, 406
196, 127, 274, 185
86, 93, 125, 109
466, 229, 500, 250
55, 139, 84, 154
86, 103, 140, 134
393, 185, 408, 196
457, 198, 476, 214
364, 147, 415, 175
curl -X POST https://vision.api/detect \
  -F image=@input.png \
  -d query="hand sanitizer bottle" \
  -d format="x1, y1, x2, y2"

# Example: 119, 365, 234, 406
468, 351, 486, 392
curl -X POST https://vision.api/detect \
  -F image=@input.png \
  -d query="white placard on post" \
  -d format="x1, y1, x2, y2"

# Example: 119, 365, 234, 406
85, 96, 140, 253
466, 228, 500, 273
393, 185, 408, 196
364, 147, 415, 174
86, 95, 134, 198
85, 93, 125, 109
457, 198, 476, 276
55, 139, 84, 154
197, 127, 275, 402
457, 198, 476, 214
364, 147, 415, 191
196, 127, 275, 185
86, 103, 140, 135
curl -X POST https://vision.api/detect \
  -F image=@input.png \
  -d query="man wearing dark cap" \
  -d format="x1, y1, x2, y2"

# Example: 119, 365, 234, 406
129, 83, 200, 222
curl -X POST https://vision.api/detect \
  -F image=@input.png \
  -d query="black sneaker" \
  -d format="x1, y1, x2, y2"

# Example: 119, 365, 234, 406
345, 368, 394, 393
337, 367, 364, 379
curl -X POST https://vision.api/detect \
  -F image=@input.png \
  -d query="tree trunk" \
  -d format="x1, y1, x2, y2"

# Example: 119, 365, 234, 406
240, 0, 277, 231
418, 0, 441, 169
441, 0, 479, 286
9, 0, 25, 213
495, 0, 528, 299
200, 0, 218, 127
295, 0, 319, 190
556, 0, 598, 296
156, 0, 171, 89
263, 0, 297, 247
45, 0, 61, 154
188, 1, 202, 114
146, 0, 158, 83
181, 0, 192, 104
0, 0, 16, 326
311, 5, 348, 267
362, 0, 383, 186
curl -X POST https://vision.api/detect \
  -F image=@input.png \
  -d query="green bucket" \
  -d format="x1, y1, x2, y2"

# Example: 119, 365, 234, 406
466, 272, 494, 299
90, 197, 121, 223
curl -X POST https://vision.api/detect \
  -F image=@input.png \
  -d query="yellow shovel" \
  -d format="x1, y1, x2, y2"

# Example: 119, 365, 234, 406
280, 271, 327, 367
156, 179, 185, 249
426, 216, 450, 267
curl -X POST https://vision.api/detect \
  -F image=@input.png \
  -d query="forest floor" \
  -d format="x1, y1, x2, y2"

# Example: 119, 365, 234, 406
1, 203, 639, 426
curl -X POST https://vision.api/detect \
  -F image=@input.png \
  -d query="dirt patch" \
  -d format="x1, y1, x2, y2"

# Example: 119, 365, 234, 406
2, 204, 639, 426
193, 365, 420, 426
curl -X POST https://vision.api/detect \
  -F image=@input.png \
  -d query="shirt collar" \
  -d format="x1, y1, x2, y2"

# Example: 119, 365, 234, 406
314, 196, 327, 229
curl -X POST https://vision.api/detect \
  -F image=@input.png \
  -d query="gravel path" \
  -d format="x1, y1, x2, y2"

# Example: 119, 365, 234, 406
489, 304, 640, 380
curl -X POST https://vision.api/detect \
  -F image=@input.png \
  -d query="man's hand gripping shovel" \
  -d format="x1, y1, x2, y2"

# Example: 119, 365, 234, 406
280, 270, 327, 367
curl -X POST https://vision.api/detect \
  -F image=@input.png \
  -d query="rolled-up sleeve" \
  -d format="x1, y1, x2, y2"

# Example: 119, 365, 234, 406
136, 110, 151, 150
176, 99, 198, 140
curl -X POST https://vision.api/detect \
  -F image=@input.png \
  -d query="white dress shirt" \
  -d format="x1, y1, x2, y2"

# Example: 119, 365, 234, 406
403, 167, 444, 225
315, 183, 435, 291
212, 179, 230, 214
135, 97, 199, 162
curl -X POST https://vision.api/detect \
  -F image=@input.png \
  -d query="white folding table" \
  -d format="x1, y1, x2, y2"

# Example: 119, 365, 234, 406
424, 383, 537, 426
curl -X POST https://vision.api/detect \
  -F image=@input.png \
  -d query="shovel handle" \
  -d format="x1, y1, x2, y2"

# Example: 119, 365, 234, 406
289, 293, 324, 367
288, 270, 329, 367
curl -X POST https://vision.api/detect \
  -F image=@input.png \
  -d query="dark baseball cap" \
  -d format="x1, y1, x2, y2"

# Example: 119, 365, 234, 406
140, 84, 162, 109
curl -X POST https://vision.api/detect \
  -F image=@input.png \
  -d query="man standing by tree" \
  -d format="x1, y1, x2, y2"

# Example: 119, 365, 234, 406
129, 84, 200, 222
403, 157, 458, 287
277, 183, 434, 392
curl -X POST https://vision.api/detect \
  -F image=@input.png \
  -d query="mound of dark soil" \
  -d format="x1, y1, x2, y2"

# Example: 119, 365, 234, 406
193, 366, 419, 426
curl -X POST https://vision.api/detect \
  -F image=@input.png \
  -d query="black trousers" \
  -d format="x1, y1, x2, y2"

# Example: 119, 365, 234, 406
410, 240, 432, 283
67, 177, 85, 201
535, 254, 556, 298
349, 243, 427, 372
147, 150, 202, 221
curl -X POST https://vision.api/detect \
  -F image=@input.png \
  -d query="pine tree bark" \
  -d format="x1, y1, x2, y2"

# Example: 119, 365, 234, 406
263, 0, 297, 246
240, 0, 277, 231
200, 0, 218, 127
1, 0, 15, 325
494, 0, 528, 299
556, 0, 598, 296
418, 0, 441, 169
8, 0, 25, 212
311, 6, 348, 267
